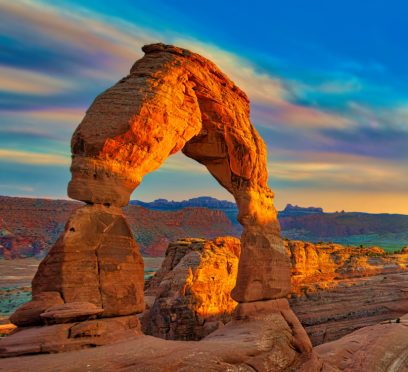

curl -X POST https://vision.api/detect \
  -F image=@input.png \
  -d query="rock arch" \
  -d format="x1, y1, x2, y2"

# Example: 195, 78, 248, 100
17, 44, 291, 322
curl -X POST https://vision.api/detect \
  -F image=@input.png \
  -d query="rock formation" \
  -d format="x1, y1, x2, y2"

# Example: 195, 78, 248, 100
143, 237, 240, 340
28, 204, 145, 320
3, 43, 312, 367
286, 240, 408, 295
315, 313, 408, 371
67, 42, 290, 302
142, 237, 408, 345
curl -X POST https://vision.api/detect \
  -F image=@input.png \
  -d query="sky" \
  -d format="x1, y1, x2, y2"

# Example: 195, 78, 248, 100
0, 0, 407, 213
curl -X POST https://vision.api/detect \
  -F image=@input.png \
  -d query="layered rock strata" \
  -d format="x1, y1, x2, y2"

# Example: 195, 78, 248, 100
67, 42, 290, 302
144, 237, 240, 340
11, 204, 144, 326
143, 237, 408, 344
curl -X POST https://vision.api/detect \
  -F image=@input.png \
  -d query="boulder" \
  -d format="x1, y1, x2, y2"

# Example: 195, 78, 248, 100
29, 204, 145, 318
144, 237, 240, 340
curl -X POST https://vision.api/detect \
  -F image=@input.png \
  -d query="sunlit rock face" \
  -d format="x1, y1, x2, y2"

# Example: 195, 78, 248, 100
286, 240, 408, 295
68, 43, 290, 302
144, 237, 240, 340
144, 237, 408, 343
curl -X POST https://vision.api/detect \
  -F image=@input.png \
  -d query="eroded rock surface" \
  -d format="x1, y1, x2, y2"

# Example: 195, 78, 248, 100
68, 43, 291, 302
286, 240, 408, 295
12, 204, 144, 322
143, 237, 408, 346
0, 316, 142, 358
144, 237, 240, 340
316, 313, 408, 371
3, 43, 308, 365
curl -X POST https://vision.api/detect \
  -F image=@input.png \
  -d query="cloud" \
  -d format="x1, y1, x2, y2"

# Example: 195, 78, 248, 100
1, 107, 84, 124
0, 149, 70, 166
268, 151, 408, 193
0, 65, 74, 94
0, 0, 407, 214
173, 38, 356, 130
252, 102, 352, 129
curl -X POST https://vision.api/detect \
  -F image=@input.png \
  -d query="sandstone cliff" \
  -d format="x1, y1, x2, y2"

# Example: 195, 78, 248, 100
144, 237, 240, 340
143, 237, 408, 343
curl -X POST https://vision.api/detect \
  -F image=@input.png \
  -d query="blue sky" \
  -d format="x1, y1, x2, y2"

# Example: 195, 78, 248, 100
0, 0, 407, 213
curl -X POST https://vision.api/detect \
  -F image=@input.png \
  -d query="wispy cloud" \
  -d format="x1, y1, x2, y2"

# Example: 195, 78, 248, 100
0, 149, 70, 166
0, 0, 407, 213
268, 151, 408, 193
0, 65, 73, 94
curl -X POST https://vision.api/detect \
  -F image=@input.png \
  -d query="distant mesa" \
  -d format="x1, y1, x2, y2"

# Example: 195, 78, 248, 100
1, 195, 408, 260
130, 196, 237, 210
281, 203, 324, 215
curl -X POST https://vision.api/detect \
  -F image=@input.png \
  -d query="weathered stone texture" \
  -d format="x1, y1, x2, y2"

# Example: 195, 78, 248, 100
67, 43, 290, 302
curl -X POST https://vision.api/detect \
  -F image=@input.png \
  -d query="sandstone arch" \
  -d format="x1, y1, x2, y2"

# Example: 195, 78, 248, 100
15, 44, 291, 323
70, 43, 290, 303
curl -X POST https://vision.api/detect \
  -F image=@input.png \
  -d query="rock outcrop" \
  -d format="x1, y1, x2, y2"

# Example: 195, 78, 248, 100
291, 271, 408, 346
31, 204, 144, 317
315, 313, 408, 371
286, 240, 408, 295
144, 237, 240, 340
142, 237, 408, 345
67, 42, 290, 302
0, 316, 142, 357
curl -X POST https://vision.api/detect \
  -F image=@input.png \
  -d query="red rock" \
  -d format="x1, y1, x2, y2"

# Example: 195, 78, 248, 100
285, 240, 408, 295
316, 313, 408, 371
144, 237, 240, 340
9, 291, 63, 327
0, 316, 142, 358
29, 204, 144, 318
0, 315, 322, 370
0, 195, 236, 258
68, 43, 291, 302
143, 237, 408, 346
40, 302, 104, 324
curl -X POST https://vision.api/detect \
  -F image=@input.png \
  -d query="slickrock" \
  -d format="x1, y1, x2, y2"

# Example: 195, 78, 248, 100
290, 272, 408, 346
0, 312, 322, 371
0, 316, 142, 358
144, 237, 240, 340
316, 313, 408, 371
40, 302, 104, 325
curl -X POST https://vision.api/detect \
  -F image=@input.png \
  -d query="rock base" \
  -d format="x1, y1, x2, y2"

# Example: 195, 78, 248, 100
0, 309, 322, 371
0, 315, 142, 358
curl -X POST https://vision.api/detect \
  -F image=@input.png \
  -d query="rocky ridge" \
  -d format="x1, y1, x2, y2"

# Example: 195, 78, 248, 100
142, 237, 408, 343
